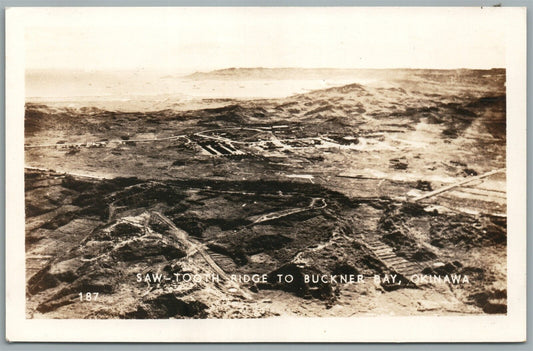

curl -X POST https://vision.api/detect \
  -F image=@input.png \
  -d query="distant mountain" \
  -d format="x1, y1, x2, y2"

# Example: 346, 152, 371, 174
185, 67, 505, 81
186, 67, 380, 80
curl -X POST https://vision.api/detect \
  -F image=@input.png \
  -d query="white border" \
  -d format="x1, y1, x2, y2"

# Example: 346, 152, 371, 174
5, 7, 527, 342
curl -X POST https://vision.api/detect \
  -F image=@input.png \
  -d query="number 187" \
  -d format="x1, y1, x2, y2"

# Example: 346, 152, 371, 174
79, 292, 99, 301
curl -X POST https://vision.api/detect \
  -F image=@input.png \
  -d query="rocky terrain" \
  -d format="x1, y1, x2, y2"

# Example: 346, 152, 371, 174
25, 68, 507, 318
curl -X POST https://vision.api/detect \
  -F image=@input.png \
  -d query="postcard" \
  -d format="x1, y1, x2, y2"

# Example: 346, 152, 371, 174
5, 6, 527, 342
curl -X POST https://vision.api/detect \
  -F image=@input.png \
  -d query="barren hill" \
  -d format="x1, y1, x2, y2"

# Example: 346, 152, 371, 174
24, 68, 507, 318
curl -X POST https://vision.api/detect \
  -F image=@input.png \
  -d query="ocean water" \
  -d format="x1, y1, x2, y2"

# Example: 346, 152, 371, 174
25, 69, 379, 111
26, 70, 369, 100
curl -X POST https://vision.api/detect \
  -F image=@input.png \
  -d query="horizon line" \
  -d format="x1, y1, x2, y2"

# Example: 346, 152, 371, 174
26, 66, 506, 73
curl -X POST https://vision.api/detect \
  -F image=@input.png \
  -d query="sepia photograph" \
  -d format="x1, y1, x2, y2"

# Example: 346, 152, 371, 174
6, 6, 527, 342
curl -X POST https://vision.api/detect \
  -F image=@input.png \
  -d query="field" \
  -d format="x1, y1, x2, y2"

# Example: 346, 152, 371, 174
24, 68, 507, 318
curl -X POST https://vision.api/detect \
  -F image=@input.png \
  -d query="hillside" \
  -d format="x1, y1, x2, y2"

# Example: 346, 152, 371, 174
24, 68, 507, 318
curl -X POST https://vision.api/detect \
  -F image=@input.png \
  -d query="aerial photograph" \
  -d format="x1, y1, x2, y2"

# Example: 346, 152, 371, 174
23, 8, 507, 319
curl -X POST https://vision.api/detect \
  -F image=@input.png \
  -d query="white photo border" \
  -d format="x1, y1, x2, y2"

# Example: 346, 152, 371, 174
5, 6, 527, 343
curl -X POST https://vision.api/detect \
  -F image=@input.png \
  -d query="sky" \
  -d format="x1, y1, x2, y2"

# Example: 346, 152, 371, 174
24, 7, 508, 72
